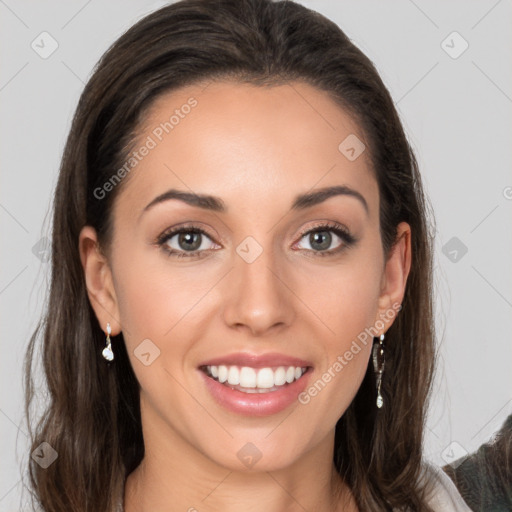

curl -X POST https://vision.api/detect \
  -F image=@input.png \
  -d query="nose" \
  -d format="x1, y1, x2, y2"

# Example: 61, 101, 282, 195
222, 243, 295, 337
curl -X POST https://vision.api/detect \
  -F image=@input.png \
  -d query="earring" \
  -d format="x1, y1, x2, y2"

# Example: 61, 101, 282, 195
101, 323, 114, 362
372, 333, 385, 408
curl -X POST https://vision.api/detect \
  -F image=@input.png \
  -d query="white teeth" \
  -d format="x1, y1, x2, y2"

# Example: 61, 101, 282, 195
218, 365, 228, 383
227, 366, 240, 385
204, 364, 307, 391
274, 366, 286, 386
239, 366, 257, 387
256, 368, 274, 388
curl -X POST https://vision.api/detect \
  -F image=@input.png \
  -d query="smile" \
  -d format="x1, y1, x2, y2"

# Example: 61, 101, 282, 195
201, 365, 308, 393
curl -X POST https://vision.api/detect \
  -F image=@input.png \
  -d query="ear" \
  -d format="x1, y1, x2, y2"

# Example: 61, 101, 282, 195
374, 221, 412, 330
78, 226, 122, 335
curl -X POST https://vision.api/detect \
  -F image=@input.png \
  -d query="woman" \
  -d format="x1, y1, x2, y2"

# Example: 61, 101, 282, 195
24, 0, 472, 510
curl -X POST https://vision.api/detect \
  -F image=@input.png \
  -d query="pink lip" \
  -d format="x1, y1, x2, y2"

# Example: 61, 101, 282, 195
199, 368, 312, 416
198, 352, 313, 369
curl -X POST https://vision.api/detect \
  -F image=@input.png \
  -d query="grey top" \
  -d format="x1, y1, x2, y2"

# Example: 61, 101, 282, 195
422, 462, 473, 511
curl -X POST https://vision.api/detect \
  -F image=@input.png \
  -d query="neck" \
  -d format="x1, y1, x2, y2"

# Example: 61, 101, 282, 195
123, 399, 357, 512
125, 457, 355, 512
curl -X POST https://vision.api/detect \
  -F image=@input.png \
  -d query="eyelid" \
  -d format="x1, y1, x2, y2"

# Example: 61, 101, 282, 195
155, 222, 217, 243
296, 220, 351, 239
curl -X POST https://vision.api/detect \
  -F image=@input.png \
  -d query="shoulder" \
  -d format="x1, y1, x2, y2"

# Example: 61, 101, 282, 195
418, 461, 473, 512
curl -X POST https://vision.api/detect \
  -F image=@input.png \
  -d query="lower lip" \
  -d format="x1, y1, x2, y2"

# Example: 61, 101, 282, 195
199, 369, 312, 416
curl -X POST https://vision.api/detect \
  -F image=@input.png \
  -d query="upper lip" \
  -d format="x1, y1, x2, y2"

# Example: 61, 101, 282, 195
198, 352, 313, 369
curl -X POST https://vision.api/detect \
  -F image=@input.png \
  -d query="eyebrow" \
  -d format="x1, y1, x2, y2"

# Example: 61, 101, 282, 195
291, 185, 368, 214
140, 184, 368, 218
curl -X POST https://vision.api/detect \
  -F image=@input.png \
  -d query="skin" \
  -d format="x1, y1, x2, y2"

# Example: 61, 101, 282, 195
79, 80, 411, 511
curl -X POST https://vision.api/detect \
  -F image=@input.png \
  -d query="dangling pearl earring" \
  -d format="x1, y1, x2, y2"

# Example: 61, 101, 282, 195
372, 333, 385, 408
102, 323, 114, 362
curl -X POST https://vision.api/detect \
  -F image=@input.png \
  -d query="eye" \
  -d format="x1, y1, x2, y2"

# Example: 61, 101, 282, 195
155, 221, 356, 259
294, 222, 356, 256
156, 224, 219, 258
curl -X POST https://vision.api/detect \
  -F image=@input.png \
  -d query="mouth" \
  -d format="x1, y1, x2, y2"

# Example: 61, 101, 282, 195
200, 364, 310, 394
197, 353, 313, 416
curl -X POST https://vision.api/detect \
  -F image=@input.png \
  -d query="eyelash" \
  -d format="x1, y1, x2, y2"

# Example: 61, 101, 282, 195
155, 221, 356, 259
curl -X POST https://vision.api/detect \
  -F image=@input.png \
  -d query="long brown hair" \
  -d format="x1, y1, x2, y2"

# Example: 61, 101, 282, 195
24, 0, 437, 510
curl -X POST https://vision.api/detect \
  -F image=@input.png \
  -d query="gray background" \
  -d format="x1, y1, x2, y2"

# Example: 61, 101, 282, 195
1, 0, 511, 509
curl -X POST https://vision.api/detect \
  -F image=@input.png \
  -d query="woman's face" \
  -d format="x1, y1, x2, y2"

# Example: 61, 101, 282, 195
81, 80, 410, 472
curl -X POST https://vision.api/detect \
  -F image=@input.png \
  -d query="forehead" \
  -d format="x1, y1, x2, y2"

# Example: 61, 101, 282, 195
114, 79, 378, 221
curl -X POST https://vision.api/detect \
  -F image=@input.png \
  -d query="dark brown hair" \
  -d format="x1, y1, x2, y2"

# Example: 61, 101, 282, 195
24, 0, 437, 510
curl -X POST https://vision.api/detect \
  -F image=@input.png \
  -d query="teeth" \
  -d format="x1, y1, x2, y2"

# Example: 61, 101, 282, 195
256, 368, 274, 388
218, 365, 228, 383
239, 367, 256, 387
274, 366, 286, 386
227, 366, 240, 385
204, 365, 307, 391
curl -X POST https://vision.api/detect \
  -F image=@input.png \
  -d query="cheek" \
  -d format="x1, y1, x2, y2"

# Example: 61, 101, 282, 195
298, 253, 383, 346
112, 247, 203, 336
110, 249, 209, 408
296, 267, 377, 430
110, 245, 225, 375
294, 246, 382, 413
